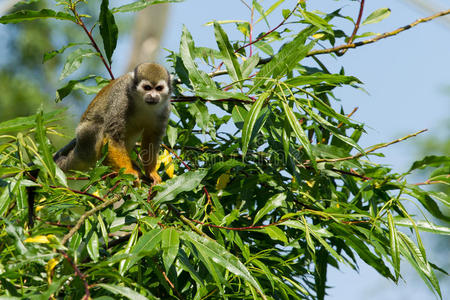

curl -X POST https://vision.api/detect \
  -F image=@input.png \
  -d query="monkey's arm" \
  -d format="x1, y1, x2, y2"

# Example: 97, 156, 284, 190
141, 130, 161, 184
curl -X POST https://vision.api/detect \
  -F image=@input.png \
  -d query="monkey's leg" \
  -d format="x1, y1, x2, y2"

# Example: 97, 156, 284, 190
104, 137, 139, 178
141, 131, 162, 184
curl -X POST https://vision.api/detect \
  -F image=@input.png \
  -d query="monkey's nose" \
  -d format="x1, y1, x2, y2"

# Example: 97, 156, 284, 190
145, 95, 159, 104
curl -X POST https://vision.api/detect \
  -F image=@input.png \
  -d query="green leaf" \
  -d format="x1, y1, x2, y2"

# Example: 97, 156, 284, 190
249, 27, 316, 93
162, 228, 180, 272
285, 73, 361, 87
195, 87, 249, 101
265, 226, 288, 244
87, 231, 99, 262
43, 43, 88, 63
394, 218, 450, 235
99, 0, 118, 65
241, 91, 269, 157
387, 212, 400, 279
119, 226, 139, 275
398, 232, 441, 298
59, 48, 98, 80
111, 0, 184, 13
55, 75, 98, 102
0, 110, 64, 134
253, 192, 286, 225
214, 22, 243, 85
153, 170, 208, 205
35, 109, 55, 179
255, 0, 284, 25
281, 100, 315, 167
182, 231, 265, 296
122, 229, 163, 272
362, 8, 391, 25
0, 9, 76, 24
97, 284, 152, 300
300, 10, 333, 35
188, 101, 210, 130
409, 155, 450, 172
180, 26, 215, 89
166, 125, 178, 148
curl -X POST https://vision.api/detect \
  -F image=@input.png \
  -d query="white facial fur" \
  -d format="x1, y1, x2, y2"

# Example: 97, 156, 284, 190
136, 79, 170, 105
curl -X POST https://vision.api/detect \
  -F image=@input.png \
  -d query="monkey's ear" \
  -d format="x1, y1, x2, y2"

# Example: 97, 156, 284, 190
129, 71, 135, 80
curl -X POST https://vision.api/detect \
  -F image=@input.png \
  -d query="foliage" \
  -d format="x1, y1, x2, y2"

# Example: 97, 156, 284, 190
0, 1, 449, 299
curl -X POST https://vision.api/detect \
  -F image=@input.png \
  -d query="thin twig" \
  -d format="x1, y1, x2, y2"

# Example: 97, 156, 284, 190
314, 129, 428, 164
307, 9, 450, 57
69, 3, 115, 79
337, 0, 365, 56
171, 95, 253, 104
59, 250, 90, 300
61, 186, 128, 245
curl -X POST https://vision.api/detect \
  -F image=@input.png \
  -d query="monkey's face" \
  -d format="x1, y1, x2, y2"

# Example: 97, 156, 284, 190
137, 79, 170, 105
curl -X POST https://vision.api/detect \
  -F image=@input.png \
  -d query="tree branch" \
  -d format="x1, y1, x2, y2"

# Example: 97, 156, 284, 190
61, 186, 128, 245
307, 9, 450, 57
313, 129, 428, 164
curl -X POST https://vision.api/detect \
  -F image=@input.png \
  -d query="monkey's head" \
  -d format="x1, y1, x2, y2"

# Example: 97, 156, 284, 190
132, 63, 171, 105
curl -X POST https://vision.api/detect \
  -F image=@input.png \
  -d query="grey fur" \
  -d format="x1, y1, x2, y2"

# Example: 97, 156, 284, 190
55, 63, 171, 173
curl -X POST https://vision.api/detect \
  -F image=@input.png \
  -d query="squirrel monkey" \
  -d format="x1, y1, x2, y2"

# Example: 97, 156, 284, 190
54, 63, 171, 184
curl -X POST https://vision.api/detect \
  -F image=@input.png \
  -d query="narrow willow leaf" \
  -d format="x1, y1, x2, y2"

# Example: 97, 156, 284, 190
187, 101, 210, 130
387, 212, 400, 279
362, 8, 391, 25
122, 229, 162, 272
43, 43, 88, 63
253, 192, 286, 225
408, 155, 450, 172
180, 26, 214, 88
0, 9, 76, 24
281, 101, 315, 167
265, 226, 288, 244
99, 0, 118, 65
300, 10, 333, 35
302, 216, 316, 254
398, 232, 441, 298
87, 231, 99, 262
195, 87, 249, 101
111, 0, 184, 13
55, 75, 98, 102
241, 53, 260, 78
298, 102, 365, 155
182, 231, 265, 297
285, 74, 361, 87
166, 125, 177, 148
153, 170, 208, 205
59, 48, 98, 80
118, 226, 139, 275
0, 109, 62, 134
255, 0, 284, 25
241, 91, 269, 157
249, 27, 316, 93
35, 109, 55, 178
162, 228, 180, 272
97, 284, 152, 300
394, 218, 450, 235
214, 22, 243, 84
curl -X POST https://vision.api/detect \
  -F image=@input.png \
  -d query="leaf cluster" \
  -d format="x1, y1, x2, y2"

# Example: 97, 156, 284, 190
0, 1, 449, 299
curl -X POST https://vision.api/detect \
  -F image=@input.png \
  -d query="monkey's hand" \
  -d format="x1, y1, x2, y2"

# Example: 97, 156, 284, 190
148, 170, 162, 186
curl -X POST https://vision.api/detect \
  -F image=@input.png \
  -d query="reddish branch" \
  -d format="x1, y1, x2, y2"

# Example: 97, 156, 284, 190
171, 95, 253, 104
69, 3, 115, 80
337, 0, 365, 56
59, 250, 90, 300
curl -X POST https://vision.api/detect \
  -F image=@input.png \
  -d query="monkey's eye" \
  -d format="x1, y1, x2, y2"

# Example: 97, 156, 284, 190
143, 84, 152, 91
155, 85, 164, 91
